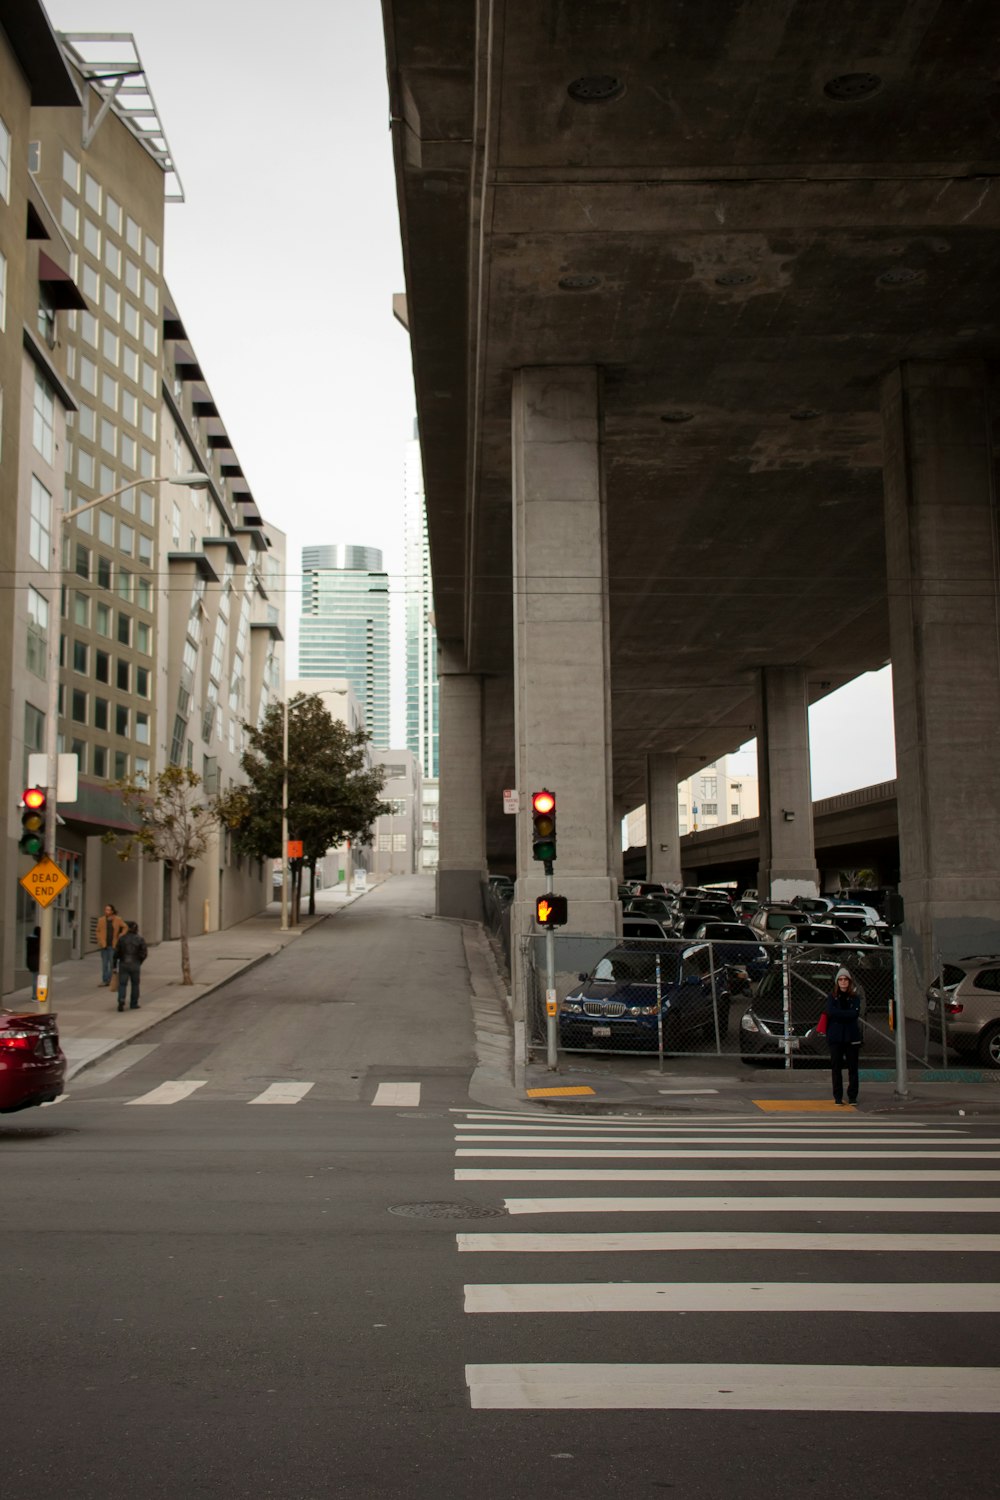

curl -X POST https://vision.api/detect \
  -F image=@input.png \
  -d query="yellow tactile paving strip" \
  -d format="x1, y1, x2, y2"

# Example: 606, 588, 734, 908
753, 1099, 856, 1113
525, 1086, 596, 1098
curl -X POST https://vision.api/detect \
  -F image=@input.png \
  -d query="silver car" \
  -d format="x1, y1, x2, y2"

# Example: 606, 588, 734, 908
926, 956, 1000, 1068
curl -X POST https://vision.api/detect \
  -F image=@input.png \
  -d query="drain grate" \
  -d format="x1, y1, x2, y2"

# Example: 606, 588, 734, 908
388, 1201, 508, 1220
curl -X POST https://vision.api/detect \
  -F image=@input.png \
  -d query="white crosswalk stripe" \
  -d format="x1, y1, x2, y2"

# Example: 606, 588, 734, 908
372, 1082, 422, 1106
125, 1080, 207, 1106
450, 1107, 1000, 1413
248, 1081, 315, 1104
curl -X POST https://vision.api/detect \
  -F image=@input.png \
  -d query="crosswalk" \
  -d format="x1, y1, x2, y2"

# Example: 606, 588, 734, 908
452, 1108, 1000, 1413
52, 1078, 424, 1106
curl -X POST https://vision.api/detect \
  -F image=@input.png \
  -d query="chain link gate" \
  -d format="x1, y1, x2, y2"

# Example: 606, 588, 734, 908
524, 933, 903, 1066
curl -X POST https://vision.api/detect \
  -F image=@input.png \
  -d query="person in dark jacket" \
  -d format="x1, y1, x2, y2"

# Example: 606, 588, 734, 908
26, 925, 40, 1001
114, 921, 148, 1012
825, 966, 863, 1105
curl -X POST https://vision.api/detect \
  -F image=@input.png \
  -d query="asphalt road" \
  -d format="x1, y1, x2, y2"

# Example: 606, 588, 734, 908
2, 877, 998, 1499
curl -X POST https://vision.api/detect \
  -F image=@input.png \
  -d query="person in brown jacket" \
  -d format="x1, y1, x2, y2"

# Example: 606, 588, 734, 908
96, 904, 126, 987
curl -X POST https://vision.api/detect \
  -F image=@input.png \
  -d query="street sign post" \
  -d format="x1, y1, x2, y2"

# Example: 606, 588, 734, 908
503, 788, 519, 814
287, 840, 303, 860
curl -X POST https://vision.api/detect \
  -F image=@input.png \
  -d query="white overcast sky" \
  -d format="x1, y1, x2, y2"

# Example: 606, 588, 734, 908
50, 0, 896, 797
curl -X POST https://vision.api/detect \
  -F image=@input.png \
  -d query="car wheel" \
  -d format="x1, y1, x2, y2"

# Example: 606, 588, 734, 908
977, 1025, 1000, 1069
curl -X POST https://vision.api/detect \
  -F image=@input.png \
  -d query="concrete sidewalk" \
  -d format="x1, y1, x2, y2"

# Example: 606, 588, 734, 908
521, 1048, 1000, 1116
7, 885, 368, 1082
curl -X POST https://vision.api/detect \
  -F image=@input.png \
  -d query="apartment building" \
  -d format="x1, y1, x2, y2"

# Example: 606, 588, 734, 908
2, 19, 285, 991
625, 756, 760, 854
370, 750, 422, 877
299, 544, 391, 749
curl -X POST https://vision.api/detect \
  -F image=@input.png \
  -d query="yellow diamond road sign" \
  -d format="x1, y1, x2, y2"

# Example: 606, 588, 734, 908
19, 856, 69, 908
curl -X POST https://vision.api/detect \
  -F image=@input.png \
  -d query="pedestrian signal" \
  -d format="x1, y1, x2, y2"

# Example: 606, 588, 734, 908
19, 787, 47, 857
531, 789, 557, 862
535, 894, 568, 928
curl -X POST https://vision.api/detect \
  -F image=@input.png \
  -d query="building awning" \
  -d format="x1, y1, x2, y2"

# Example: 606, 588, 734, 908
250, 620, 284, 642
167, 551, 220, 583
38, 250, 88, 310
201, 535, 247, 565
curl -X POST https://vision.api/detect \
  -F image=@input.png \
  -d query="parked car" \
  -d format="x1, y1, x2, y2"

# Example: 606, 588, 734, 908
622, 916, 671, 942
830, 902, 881, 925
818, 911, 871, 937
0, 1010, 65, 1113
748, 903, 802, 941
689, 921, 771, 989
791, 895, 834, 914
859, 923, 893, 948
628, 881, 670, 898
925, 956, 1000, 1067
559, 945, 729, 1053
624, 897, 673, 919
734, 898, 760, 922
777, 922, 850, 946
740, 960, 856, 1063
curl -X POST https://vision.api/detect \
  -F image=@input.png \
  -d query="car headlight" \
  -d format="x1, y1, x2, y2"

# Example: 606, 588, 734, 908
740, 1013, 760, 1032
561, 1002, 582, 1015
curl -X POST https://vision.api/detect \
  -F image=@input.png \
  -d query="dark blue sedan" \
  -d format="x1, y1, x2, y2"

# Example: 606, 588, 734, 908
558, 945, 729, 1053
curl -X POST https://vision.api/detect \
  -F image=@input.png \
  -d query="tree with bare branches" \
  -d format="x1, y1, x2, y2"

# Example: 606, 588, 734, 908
103, 766, 217, 985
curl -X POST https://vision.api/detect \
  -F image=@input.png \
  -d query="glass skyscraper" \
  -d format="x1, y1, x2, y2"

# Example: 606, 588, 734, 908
403, 428, 439, 778
298, 545, 391, 748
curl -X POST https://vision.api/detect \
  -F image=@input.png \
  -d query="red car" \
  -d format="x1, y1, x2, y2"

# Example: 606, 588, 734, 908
0, 1010, 65, 1113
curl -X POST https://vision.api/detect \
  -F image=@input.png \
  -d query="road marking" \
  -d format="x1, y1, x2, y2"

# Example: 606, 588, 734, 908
525, 1087, 596, 1098
658, 1088, 720, 1095
754, 1100, 854, 1112
69, 1044, 159, 1088
372, 1082, 421, 1106
454, 1142, 1000, 1159
248, 1081, 315, 1105
452, 1134, 977, 1146
458, 1230, 1000, 1253
455, 1152, 1000, 1175
500, 1196, 1000, 1214
462, 1282, 1000, 1314
125, 1080, 207, 1106
451, 1112, 955, 1130
455, 1166, 1000, 1182
465, 1363, 1000, 1411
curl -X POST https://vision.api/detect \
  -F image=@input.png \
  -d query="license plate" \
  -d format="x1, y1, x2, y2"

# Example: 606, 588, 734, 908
592, 1025, 612, 1038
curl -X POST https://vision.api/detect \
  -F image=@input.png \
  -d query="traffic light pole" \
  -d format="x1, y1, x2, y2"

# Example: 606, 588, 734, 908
544, 860, 558, 1070
36, 487, 64, 1013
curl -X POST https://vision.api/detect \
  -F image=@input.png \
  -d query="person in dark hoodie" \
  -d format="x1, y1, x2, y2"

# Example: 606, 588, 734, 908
114, 920, 148, 1012
825, 966, 863, 1106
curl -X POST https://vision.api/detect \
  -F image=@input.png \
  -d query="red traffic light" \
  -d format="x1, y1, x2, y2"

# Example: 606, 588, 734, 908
23, 787, 46, 810
531, 790, 555, 816
531, 788, 557, 862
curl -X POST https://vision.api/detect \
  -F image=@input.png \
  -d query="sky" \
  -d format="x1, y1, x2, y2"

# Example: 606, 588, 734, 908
49, 1, 897, 798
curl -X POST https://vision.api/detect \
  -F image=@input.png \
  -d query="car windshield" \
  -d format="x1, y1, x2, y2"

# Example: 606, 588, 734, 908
766, 911, 797, 931
701, 925, 751, 941
592, 950, 680, 984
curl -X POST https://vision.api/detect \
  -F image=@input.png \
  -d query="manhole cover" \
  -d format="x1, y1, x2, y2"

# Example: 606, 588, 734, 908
388, 1201, 508, 1220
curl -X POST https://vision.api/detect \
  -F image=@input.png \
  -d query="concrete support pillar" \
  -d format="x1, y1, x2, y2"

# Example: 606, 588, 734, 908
611, 796, 630, 881
510, 367, 619, 1019
881, 361, 1000, 970
756, 666, 819, 900
435, 647, 486, 920
646, 753, 681, 888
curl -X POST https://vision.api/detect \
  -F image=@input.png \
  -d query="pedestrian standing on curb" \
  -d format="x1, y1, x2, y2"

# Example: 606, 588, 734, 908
26, 925, 40, 1001
114, 920, 147, 1012
96, 904, 126, 987
825, 966, 863, 1106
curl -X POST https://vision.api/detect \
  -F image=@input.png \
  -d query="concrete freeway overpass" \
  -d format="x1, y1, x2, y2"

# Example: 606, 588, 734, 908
627, 779, 901, 895
381, 1, 1000, 1006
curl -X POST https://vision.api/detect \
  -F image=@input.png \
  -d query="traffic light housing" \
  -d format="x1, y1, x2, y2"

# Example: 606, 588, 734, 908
19, 787, 47, 858
535, 894, 568, 929
531, 788, 557, 863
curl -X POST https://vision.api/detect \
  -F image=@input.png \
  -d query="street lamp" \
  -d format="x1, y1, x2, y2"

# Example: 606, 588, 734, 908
33, 470, 211, 1011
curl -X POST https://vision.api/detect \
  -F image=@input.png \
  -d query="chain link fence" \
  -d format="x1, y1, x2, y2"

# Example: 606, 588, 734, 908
524, 933, 909, 1065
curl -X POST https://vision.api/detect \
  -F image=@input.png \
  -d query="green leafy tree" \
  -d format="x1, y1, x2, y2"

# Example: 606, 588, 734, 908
103, 766, 217, 985
217, 694, 390, 918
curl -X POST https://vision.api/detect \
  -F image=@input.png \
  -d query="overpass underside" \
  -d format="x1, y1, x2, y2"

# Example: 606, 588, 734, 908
382, 0, 1000, 1003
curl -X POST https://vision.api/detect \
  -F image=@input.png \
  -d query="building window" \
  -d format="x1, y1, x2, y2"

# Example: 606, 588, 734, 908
73, 640, 88, 674
32, 372, 55, 463
102, 373, 118, 411
121, 434, 136, 470
115, 705, 129, 737
94, 698, 109, 731
134, 757, 149, 784
700, 777, 717, 799
63, 150, 80, 191
95, 650, 110, 683
393, 834, 407, 852
136, 713, 149, 745
378, 834, 391, 852
71, 689, 87, 723
103, 328, 119, 365
731, 803, 740, 816
0, 116, 9, 202
122, 389, 137, 425
136, 622, 151, 654
136, 666, 150, 697
138, 533, 153, 566
117, 612, 131, 645
77, 451, 95, 487
98, 513, 114, 548
123, 346, 139, 383
702, 802, 718, 815
96, 603, 111, 636
103, 284, 120, 321
116, 659, 130, 692
104, 240, 122, 278
114, 751, 129, 780
117, 568, 132, 602
71, 739, 87, 774
126, 216, 141, 253
93, 745, 107, 778
145, 236, 160, 272
170, 715, 186, 765
79, 356, 97, 394
84, 173, 101, 212
26, 587, 48, 678
142, 362, 157, 398
61, 199, 79, 239
100, 419, 116, 456
106, 194, 121, 233
120, 524, 134, 557
29, 477, 52, 567
83, 218, 100, 257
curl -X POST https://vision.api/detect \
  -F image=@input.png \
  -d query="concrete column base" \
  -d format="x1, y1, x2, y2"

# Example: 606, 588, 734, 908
436, 868, 485, 922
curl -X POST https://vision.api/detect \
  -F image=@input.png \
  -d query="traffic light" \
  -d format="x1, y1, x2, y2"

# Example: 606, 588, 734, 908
535, 894, 568, 928
19, 787, 47, 858
531, 788, 557, 862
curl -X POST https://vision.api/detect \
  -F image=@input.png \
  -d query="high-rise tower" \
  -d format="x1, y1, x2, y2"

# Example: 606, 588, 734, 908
403, 425, 438, 778
298, 544, 391, 748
